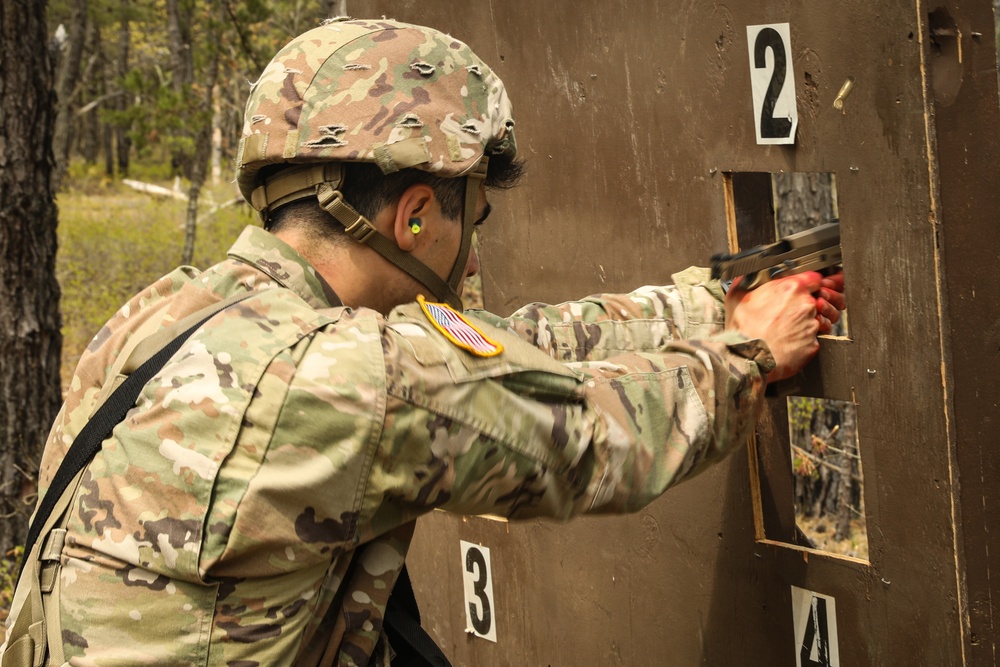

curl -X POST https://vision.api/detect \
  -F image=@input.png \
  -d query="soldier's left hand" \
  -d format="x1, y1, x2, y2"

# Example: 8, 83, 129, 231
815, 271, 846, 335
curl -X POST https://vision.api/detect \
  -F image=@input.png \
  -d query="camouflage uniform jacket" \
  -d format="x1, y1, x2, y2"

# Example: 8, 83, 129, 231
11, 226, 773, 666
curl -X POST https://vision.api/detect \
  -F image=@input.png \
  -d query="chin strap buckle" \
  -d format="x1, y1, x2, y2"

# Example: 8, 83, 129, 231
317, 184, 377, 244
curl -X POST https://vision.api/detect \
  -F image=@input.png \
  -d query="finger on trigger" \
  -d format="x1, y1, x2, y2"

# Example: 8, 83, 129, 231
821, 272, 845, 292
800, 270, 824, 293
827, 288, 847, 311
817, 298, 840, 324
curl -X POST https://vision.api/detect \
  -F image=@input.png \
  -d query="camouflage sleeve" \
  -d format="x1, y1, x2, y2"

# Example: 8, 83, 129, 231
468, 267, 726, 362
370, 300, 774, 521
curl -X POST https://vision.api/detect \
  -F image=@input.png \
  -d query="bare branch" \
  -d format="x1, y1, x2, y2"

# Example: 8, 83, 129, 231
792, 444, 860, 480
222, 0, 267, 73
75, 90, 125, 116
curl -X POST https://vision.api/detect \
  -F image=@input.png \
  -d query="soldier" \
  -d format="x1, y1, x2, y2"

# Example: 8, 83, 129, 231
3, 18, 843, 667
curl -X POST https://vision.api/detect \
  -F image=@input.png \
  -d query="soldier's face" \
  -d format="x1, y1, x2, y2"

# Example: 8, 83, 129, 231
415, 186, 488, 298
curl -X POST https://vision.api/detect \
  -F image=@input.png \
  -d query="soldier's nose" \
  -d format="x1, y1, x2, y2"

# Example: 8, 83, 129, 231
466, 245, 480, 278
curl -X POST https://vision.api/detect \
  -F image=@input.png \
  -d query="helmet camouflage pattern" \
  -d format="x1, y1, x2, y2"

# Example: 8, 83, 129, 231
236, 17, 517, 204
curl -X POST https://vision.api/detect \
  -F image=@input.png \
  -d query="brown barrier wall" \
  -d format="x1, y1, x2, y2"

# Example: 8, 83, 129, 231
351, 1, 1000, 664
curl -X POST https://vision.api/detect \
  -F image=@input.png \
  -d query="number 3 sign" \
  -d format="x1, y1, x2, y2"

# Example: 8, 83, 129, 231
460, 541, 497, 642
746, 23, 798, 145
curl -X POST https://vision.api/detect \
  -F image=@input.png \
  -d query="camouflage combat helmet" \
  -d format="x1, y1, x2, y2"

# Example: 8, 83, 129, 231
236, 18, 517, 309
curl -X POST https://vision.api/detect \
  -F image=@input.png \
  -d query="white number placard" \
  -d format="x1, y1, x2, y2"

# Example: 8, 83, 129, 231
460, 540, 497, 642
791, 586, 840, 667
746, 23, 798, 145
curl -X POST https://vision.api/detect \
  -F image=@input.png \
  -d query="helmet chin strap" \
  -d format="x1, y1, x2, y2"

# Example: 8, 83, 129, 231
446, 157, 489, 300
252, 159, 489, 311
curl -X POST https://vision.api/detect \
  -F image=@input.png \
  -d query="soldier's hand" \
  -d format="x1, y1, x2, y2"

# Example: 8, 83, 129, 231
815, 271, 846, 334
725, 272, 822, 383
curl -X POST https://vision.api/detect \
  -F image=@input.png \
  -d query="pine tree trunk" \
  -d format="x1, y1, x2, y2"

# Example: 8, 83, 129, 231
81, 19, 103, 165
321, 0, 348, 17
166, 0, 193, 93
834, 405, 859, 541
833, 467, 851, 540
0, 0, 63, 558
772, 172, 836, 237
103, 118, 115, 177
181, 19, 221, 266
51, 0, 88, 188
114, 0, 132, 177
211, 86, 222, 185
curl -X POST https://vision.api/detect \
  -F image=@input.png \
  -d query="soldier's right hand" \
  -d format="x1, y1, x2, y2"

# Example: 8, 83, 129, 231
724, 272, 822, 383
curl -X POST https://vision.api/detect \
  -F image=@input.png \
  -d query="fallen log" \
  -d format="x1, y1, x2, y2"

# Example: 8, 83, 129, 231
122, 179, 188, 201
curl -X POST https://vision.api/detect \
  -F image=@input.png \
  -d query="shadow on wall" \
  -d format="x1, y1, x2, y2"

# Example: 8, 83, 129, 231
995, 1, 1000, 103
702, 452, 796, 664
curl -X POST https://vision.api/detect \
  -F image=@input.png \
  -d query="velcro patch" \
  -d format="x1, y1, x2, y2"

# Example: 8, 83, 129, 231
418, 295, 503, 357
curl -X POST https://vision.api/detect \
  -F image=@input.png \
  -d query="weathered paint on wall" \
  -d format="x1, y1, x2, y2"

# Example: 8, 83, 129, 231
350, 1, 1000, 664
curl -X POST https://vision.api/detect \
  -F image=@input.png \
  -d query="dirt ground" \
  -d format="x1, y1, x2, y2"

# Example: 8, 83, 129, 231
797, 515, 869, 561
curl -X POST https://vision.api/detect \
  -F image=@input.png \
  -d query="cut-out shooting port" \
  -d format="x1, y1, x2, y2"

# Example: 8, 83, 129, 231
724, 171, 848, 337
787, 397, 867, 560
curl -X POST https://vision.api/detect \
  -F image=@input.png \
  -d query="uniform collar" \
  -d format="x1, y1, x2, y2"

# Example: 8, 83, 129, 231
227, 226, 342, 309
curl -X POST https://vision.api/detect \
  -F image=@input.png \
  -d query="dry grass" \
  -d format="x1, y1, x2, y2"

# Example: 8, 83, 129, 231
58, 181, 487, 389
56, 179, 259, 390
796, 515, 869, 561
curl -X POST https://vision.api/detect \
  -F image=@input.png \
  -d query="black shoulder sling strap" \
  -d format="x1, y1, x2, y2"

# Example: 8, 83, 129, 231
17, 290, 451, 666
385, 565, 452, 666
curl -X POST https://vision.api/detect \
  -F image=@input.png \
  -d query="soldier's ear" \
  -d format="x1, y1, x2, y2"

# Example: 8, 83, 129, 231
394, 184, 435, 252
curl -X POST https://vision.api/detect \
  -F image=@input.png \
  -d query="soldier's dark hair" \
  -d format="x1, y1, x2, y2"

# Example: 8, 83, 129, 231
265, 153, 524, 239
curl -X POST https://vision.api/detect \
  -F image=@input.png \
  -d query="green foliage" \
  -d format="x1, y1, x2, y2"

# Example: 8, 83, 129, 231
64, 160, 113, 191
126, 157, 178, 184
46, 0, 339, 186
0, 547, 23, 622
64, 156, 176, 194
220, 0, 279, 71
105, 69, 200, 160
788, 396, 824, 443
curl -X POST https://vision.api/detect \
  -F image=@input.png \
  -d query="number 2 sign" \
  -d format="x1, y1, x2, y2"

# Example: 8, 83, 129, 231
746, 23, 798, 145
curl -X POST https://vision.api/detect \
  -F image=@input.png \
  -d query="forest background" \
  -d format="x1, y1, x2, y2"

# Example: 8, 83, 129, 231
1, 0, 999, 619
0, 0, 364, 616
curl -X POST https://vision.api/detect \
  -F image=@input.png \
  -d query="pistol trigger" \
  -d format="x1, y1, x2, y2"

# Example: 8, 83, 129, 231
744, 271, 767, 290
769, 260, 797, 280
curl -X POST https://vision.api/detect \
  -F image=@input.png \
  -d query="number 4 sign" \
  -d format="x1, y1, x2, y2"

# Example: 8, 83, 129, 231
791, 586, 841, 667
746, 23, 798, 145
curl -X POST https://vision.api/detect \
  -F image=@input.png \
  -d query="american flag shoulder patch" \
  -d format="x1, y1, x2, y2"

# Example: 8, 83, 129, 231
418, 295, 504, 358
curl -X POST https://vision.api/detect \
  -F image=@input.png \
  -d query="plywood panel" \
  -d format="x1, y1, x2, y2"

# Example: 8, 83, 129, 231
928, 1, 1000, 662
345, 1, 992, 663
